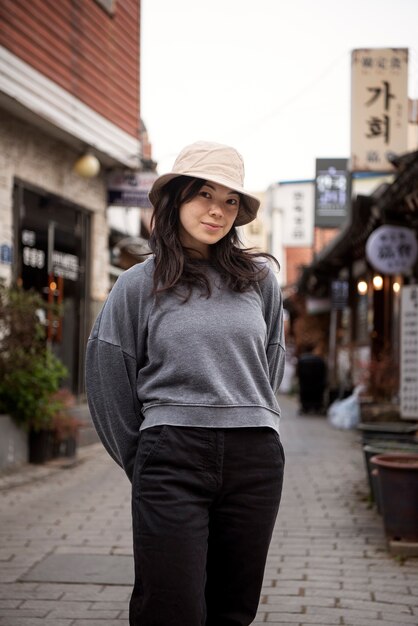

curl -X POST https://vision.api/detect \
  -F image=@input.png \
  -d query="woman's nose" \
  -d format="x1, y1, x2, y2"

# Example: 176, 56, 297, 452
209, 202, 223, 216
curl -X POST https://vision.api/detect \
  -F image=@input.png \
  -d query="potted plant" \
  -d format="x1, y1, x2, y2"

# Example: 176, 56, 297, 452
355, 348, 418, 508
0, 282, 70, 463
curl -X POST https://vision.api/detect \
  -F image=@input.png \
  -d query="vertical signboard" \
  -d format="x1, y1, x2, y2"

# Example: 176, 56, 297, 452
315, 159, 350, 227
351, 48, 408, 171
273, 181, 314, 247
400, 285, 418, 419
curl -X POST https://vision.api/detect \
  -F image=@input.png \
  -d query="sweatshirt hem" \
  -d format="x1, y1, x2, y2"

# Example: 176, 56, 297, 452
140, 404, 280, 433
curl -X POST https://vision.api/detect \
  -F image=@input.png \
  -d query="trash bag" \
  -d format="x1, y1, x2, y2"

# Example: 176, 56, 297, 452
327, 385, 365, 430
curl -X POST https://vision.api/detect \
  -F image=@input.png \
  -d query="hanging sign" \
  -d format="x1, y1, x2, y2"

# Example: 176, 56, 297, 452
107, 170, 158, 208
365, 225, 418, 275
351, 48, 408, 171
315, 159, 350, 228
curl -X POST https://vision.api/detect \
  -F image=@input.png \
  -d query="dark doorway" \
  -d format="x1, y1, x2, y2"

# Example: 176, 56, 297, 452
13, 181, 91, 395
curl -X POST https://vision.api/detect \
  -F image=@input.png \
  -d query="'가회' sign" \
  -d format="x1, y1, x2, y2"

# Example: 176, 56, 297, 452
365, 225, 418, 275
351, 48, 408, 171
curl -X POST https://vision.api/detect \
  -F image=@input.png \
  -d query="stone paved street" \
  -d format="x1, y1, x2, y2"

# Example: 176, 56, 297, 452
0, 394, 417, 625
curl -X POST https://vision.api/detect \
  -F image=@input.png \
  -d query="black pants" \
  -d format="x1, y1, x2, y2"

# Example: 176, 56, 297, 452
130, 425, 285, 626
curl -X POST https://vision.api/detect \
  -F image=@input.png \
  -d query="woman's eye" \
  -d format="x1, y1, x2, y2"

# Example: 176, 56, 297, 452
200, 191, 211, 199
227, 198, 239, 207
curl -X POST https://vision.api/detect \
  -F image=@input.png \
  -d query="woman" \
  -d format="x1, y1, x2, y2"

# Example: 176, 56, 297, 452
86, 140, 286, 626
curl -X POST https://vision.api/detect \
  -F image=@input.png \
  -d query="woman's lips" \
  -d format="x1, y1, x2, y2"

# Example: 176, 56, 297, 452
202, 222, 222, 231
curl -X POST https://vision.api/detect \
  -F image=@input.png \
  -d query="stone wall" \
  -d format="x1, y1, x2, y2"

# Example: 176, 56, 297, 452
0, 110, 109, 302
0, 415, 27, 470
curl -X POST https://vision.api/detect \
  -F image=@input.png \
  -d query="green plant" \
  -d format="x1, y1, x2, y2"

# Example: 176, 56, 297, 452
0, 282, 69, 432
0, 349, 68, 431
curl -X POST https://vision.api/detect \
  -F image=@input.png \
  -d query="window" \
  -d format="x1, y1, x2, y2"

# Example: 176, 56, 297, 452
95, 0, 116, 16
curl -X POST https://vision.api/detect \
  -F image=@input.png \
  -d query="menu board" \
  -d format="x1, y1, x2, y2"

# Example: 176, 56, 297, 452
400, 285, 418, 419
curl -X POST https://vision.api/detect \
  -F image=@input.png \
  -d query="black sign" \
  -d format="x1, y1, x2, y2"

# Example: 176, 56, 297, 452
315, 159, 350, 228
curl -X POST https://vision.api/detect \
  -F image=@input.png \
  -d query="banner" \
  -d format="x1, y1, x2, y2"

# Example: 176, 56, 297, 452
351, 48, 408, 171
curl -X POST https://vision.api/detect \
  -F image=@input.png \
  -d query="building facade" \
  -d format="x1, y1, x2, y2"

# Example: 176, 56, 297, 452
0, 0, 143, 396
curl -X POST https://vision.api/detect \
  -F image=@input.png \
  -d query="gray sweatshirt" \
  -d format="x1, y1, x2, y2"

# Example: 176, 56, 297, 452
85, 258, 285, 480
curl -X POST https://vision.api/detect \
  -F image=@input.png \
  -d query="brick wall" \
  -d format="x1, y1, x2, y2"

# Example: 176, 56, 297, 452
284, 227, 340, 287
0, 0, 140, 138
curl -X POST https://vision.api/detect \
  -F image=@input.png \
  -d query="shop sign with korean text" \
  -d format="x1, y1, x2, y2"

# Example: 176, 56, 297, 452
365, 225, 417, 275
107, 170, 158, 208
351, 48, 408, 171
273, 181, 314, 247
315, 158, 351, 228
400, 285, 418, 419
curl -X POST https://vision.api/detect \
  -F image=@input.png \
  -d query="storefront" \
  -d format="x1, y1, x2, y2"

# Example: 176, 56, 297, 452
296, 150, 418, 410
13, 181, 91, 395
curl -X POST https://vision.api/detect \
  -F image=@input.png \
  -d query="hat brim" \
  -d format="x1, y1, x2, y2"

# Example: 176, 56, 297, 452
148, 172, 260, 227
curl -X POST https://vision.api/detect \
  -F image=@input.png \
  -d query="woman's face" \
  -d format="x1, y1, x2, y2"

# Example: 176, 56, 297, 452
178, 181, 240, 258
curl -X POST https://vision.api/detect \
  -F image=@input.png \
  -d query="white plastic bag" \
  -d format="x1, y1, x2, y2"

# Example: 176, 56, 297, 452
327, 385, 365, 430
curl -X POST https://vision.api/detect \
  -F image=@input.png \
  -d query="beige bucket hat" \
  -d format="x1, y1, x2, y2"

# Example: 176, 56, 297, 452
148, 140, 260, 226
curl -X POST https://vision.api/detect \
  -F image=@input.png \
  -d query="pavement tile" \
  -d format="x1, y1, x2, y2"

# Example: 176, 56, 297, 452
68, 622, 127, 626
0, 616, 71, 626
339, 597, 415, 614
48, 608, 121, 619
266, 612, 341, 623
0, 610, 49, 619
61, 586, 130, 602
341, 621, 415, 626
0, 600, 21, 608
263, 595, 336, 608
307, 588, 372, 601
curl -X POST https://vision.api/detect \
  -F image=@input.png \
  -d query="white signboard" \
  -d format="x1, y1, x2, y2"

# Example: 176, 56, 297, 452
365, 225, 418, 275
351, 48, 408, 171
272, 181, 314, 247
400, 285, 418, 419
52, 251, 79, 281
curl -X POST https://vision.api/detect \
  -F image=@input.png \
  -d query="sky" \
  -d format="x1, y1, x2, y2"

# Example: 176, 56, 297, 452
141, 0, 418, 192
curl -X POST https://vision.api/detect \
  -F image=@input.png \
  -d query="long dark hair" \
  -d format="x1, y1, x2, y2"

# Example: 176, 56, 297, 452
148, 175, 279, 299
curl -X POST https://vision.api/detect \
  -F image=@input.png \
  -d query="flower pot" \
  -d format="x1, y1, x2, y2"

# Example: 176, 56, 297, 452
52, 435, 77, 459
28, 429, 54, 464
370, 453, 418, 543
363, 440, 418, 513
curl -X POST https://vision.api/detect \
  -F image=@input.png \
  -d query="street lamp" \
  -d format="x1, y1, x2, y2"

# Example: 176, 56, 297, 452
73, 152, 101, 178
357, 280, 368, 295
372, 275, 384, 290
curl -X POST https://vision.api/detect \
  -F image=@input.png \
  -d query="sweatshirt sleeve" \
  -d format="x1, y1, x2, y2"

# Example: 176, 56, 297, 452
260, 266, 286, 393
85, 266, 149, 481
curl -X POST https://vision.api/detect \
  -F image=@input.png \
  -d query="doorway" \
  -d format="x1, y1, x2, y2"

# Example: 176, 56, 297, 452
13, 181, 91, 396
